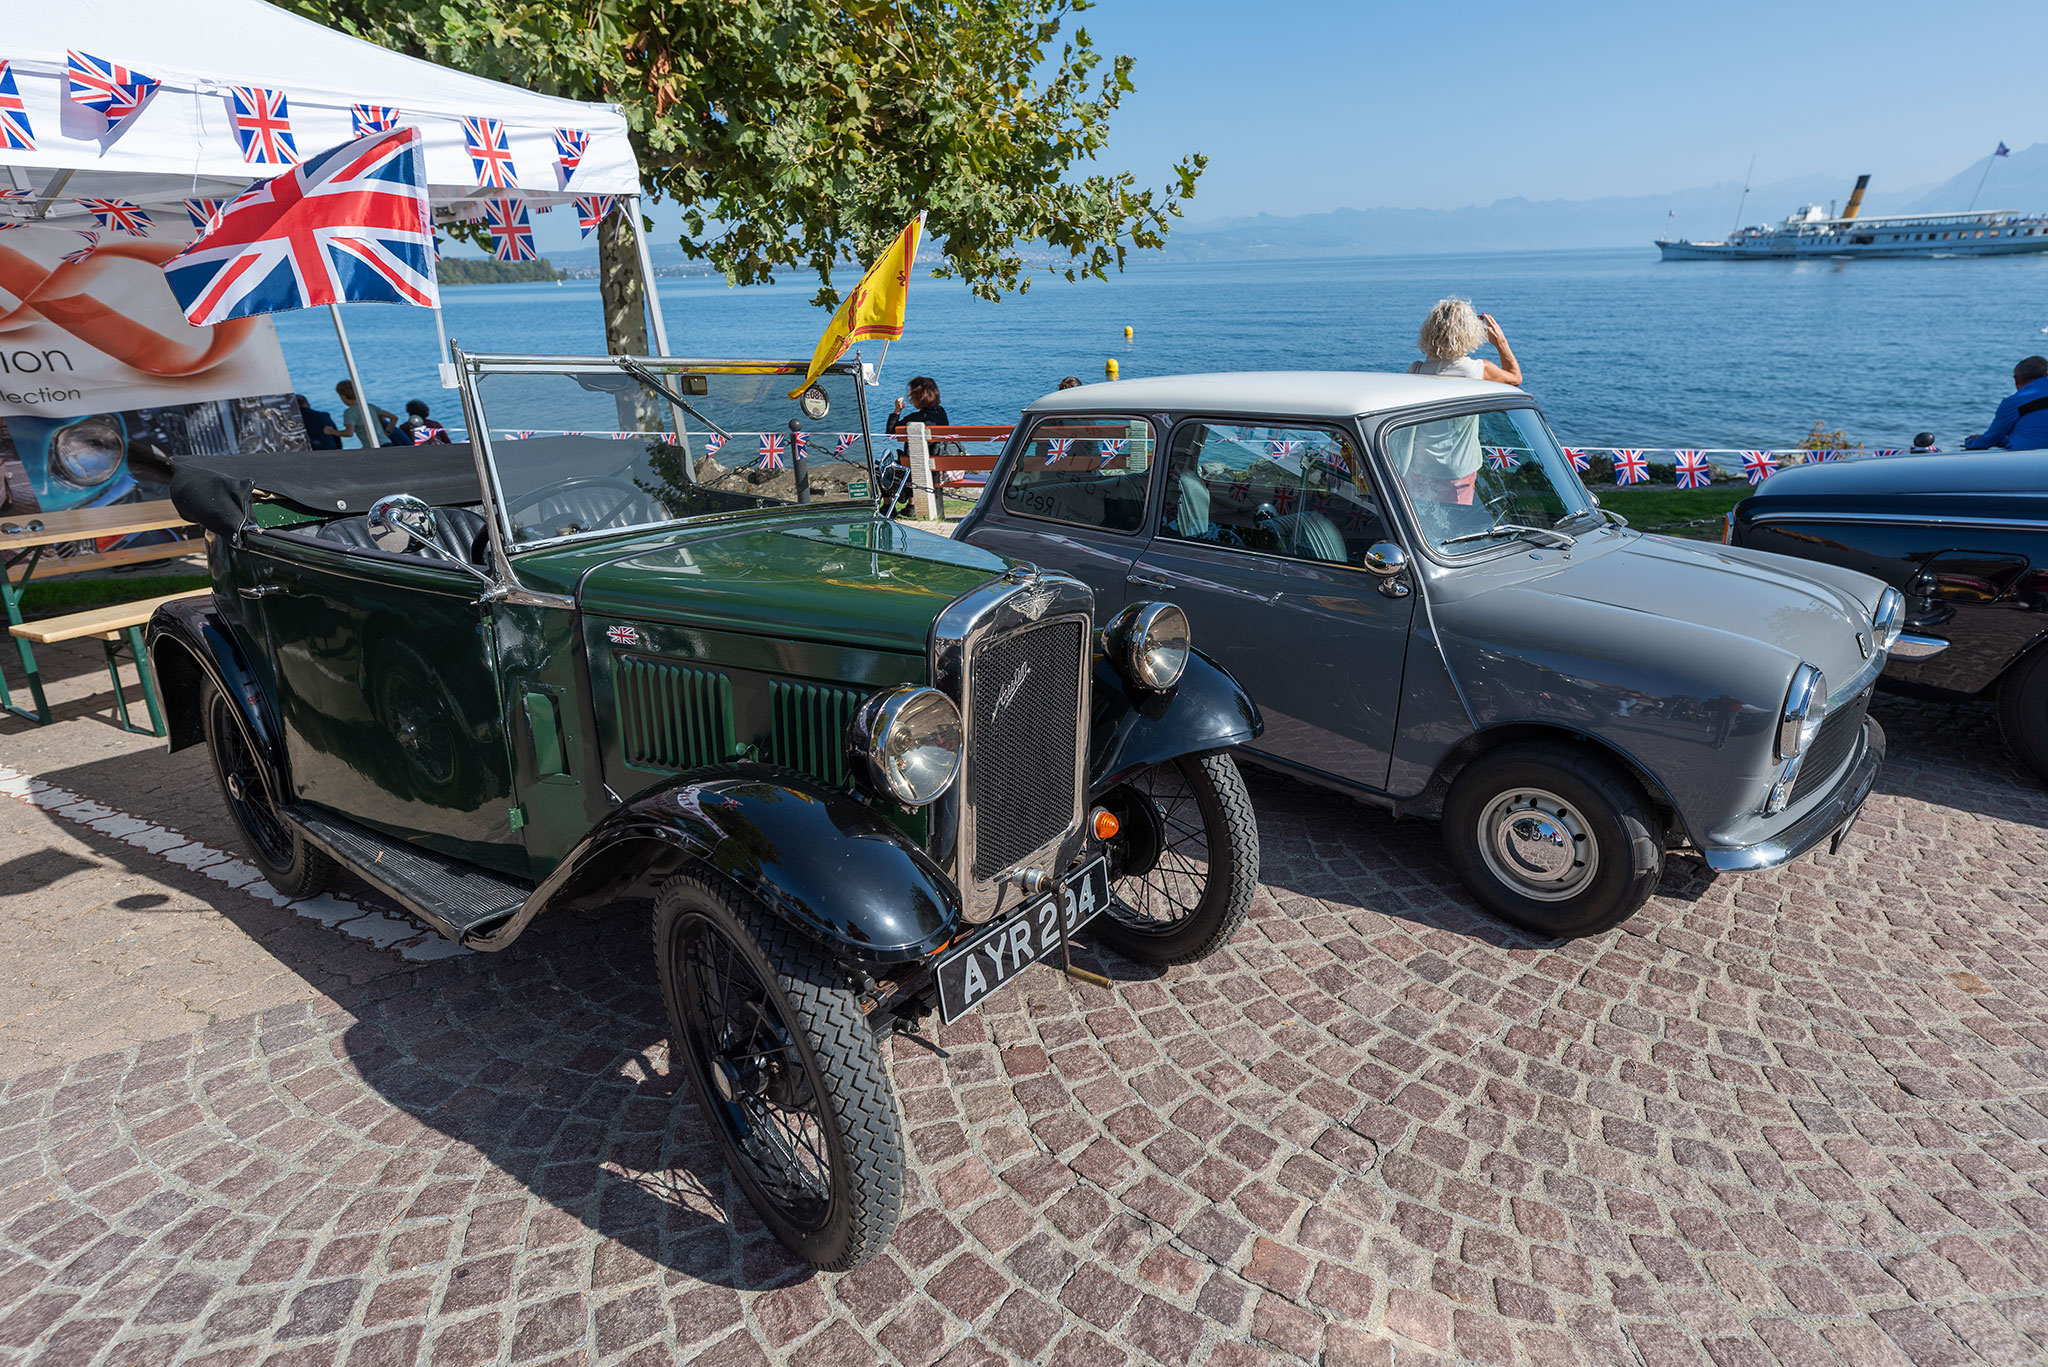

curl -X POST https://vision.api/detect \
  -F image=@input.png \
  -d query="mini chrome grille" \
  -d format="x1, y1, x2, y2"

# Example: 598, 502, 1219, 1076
966, 619, 1087, 881
1791, 687, 1870, 804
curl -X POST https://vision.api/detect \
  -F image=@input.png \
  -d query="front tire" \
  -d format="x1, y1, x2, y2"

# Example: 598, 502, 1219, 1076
202, 683, 333, 898
1996, 646, 2048, 784
1441, 742, 1662, 937
1091, 752, 1259, 965
653, 874, 903, 1270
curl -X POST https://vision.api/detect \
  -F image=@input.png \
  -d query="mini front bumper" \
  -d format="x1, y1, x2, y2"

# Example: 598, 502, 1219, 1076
1700, 717, 1886, 873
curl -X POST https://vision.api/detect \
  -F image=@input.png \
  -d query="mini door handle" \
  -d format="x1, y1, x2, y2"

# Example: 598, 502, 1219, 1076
1126, 571, 1174, 591
237, 585, 282, 598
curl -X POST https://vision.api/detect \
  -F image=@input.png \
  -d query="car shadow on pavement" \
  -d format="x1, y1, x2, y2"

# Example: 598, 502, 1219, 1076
1868, 691, 2048, 828
0, 636, 167, 735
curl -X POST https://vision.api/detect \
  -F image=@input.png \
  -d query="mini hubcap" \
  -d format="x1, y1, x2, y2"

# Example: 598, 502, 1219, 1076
1477, 787, 1598, 901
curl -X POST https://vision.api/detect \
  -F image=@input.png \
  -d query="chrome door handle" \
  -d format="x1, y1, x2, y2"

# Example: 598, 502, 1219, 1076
238, 584, 282, 598
1126, 571, 1173, 591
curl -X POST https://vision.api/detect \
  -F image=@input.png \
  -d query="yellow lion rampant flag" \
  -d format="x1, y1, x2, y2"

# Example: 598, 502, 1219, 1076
787, 214, 923, 400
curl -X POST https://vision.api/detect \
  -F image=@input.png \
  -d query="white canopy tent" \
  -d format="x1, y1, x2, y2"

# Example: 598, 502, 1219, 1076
0, 0, 669, 442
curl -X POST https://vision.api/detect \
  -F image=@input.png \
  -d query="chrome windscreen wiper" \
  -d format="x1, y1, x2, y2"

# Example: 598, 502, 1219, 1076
1442, 522, 1577, 550
618, 358, 730, 440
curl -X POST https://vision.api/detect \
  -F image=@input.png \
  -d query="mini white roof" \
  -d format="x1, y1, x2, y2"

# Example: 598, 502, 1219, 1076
1024, 371, 1519, 420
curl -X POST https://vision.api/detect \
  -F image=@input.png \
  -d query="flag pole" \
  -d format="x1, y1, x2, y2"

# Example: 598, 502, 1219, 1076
328, 304, 380, 448
1968, 152, 1997, 212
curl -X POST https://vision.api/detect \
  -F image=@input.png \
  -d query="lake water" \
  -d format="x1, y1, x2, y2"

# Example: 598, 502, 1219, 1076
273, 247, 2048, 451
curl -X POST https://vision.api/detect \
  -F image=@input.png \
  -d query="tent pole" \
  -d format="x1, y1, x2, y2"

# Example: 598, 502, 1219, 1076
329, 303, 380, 448
627, 195, 670, 356
432, 305, 454, 389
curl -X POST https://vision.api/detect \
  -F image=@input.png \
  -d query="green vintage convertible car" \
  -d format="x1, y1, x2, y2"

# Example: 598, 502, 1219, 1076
145, 349, 1261, 1269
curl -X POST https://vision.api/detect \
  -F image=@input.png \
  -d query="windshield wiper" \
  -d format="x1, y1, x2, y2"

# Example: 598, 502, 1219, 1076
618, 358, 730, 440
1558, 504, 1628, 531
1442, 522, 1577, 550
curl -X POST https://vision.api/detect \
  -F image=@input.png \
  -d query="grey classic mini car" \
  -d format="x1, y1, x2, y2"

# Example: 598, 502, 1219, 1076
957, 373, 1903, 936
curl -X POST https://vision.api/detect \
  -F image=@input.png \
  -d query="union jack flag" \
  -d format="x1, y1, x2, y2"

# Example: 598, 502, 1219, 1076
1269, 439, 1303, 460
61, 231, 98, 265
80, 199, 151, 235
463, 116, 518, 188
1228, 481, 1250, 502
702, 432, 727, 458
574, 195, 615, 239
185, 199, 225, 233
611, 430, 637, 439
1309, 492, 1329, 513
1320, 445, 1352, 480
1486, 445, 1518, 472
1098, 438, 1128, 466
1562, 447, 1591, 472
1874, 448, 1902, 458
351, 105, 400, 138
1042, 437, 1072, 465
791, 430, 809, 459
758, 434, 787, 470
162, 126, 438, 325
67, 51, 158, 122
484, 197, 535, 262
501, 430, 535, 440
1673, 450, 1712, 489
0, 62, 34, 152
228, 87, 299, 165
1740, 450, 1779, 485
0, 189, 32, 200
553, 128, 588, 181
1808, 449, 1839, 463
1272, 485, 1297, 514
832, 432, 860, 457
1611, 449, 1649, 485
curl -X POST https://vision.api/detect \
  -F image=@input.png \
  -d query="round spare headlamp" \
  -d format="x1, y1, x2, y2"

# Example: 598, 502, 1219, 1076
1777, 663, 1827, 759
1112, 601, 1192, 691
49, 415, 126, 489
851, 685, 961, 806
1872, 586, 1904, 653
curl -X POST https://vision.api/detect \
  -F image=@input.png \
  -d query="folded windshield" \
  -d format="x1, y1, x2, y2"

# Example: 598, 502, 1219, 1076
463, 360, 874, 548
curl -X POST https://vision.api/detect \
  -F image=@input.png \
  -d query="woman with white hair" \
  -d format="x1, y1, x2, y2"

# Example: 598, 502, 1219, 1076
1389, 298, 1524, 514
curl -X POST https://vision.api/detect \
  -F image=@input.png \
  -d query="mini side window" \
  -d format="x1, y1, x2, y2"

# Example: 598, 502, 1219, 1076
1000, 417, 1155, 534
1159, 422, 1388, 566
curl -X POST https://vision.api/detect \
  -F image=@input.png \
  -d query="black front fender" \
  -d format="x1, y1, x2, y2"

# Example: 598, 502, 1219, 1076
145, 596, 289, 800
505, 764, 960, 965
1089, 649, 1262, 795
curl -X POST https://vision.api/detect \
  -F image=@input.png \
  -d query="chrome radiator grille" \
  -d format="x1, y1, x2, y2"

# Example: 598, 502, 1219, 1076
1790, 687, 1870, 804
965, 619, 1087, 882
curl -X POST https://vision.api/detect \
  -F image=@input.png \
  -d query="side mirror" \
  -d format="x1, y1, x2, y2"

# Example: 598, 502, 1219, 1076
1364, 542, 1408, 577
368, 494, 438, 554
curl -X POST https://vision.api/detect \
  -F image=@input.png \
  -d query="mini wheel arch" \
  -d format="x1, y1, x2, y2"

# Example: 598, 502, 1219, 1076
1413, 724, 1690, 851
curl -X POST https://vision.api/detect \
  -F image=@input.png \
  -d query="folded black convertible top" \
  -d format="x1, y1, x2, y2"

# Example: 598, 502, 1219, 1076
165, 445, 486, 538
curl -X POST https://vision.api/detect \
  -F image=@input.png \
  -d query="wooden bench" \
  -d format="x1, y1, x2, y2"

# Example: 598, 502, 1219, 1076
5, 538, 203, 585
8, 589, 209, 735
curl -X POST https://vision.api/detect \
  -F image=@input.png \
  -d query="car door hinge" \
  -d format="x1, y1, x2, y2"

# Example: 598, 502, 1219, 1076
507, 806, 527, 831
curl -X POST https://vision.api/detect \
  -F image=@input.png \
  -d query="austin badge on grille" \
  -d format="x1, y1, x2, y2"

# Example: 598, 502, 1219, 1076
994, 660, 1033, 713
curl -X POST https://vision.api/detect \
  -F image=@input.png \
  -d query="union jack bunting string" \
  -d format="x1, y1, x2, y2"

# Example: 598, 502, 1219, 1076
1228, 481, 1251, 502
1042, 437, 1072, 465
1272, 486, 1297, 514
67, 51, 158, 123
484, 197, 535, 262
1611, 449, 1649, 485
1320, 446, 1352, 479
0, 189, 32, 200
1485, 445, 1517, 472
702, 432, 726, 457
1808, 449, 1838, 463
1562, 447, 1591, 472
1874, 449, 1902, 458
0, 62, 35, 152
792, 431, 809, 457
185, 199, 225, 233
463, 116, 518, 188
757, 434, 787, 470
61, 231, 98, 265
1740, 450, 1779, 486
832, 432, 860, 457
1268, 439, 1302, 459
162, 126, 438, 325
553, 128, 588, 181
351, 105, 401, 139
1098, 438, 1129, 465
574, 195, 615, 239
500, 430, 535, 441
1673, 450, 1712, 489
80, 199, 151, 236
228, 87, 299, 165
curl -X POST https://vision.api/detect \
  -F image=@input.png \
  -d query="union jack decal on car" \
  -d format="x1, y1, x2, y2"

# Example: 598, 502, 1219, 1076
606, 624, 640, 646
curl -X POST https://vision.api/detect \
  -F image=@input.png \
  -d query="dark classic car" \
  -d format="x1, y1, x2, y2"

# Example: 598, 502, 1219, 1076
1729, 450, 2048, 780
146, 350, 1263, 1270
958, 372, 1904, 936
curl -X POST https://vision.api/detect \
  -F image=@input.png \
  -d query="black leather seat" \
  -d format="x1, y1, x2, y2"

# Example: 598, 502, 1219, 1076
313, 506, 491, 566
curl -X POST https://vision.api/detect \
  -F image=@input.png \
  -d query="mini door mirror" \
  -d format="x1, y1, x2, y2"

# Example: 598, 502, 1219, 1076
1364, 542, 1408, 577
368, 494, 438, 554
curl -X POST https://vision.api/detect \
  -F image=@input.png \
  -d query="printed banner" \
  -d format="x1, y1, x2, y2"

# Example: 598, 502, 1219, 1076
0, 224, 290, 419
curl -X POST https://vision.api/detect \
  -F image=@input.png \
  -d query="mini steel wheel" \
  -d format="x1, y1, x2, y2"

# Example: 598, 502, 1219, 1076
1091, 752, 1259, 965
654, 874, 903, 1270
1442, 741, 1663, 937
201, 682, 333, 898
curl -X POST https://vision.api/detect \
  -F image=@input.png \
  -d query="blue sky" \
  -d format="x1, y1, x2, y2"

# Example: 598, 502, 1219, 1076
516, 0, 2038, 255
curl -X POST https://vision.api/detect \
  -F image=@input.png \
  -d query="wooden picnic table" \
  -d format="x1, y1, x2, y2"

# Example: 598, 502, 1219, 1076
1, 500, 201, 725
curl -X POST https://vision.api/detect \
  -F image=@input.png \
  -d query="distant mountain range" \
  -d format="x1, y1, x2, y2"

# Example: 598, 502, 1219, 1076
1905, 140, 2048, 213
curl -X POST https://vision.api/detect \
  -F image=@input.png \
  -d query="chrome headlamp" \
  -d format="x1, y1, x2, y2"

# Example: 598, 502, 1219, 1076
1777, 663, 1827, 759
850, 685, 961, 806
1106, 601, 1191, 691
1871, 587, 1904, 654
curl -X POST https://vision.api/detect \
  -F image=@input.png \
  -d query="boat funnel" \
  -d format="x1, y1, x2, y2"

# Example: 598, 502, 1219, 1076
1841, 174, 1871, 222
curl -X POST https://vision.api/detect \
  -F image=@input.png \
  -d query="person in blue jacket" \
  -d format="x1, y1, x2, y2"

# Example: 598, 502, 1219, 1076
1963, 356, 2048, 450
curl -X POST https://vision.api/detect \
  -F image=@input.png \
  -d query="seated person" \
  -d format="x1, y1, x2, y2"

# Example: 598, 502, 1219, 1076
1962, 356, 2048, 451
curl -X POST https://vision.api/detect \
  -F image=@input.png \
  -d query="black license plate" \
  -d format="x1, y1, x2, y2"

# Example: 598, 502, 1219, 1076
935, 859, 1110, 1023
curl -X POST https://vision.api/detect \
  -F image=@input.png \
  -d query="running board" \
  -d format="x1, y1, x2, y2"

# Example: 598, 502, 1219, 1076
283, 804, 531, 947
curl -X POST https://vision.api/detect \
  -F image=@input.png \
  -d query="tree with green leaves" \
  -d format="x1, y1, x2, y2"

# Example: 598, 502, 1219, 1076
289, 0, 1205, 352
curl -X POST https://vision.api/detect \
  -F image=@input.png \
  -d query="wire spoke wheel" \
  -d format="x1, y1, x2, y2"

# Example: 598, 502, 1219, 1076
1090, 753, 1259, 966
202, 683, 331, 897
1109, 761, 1213, 931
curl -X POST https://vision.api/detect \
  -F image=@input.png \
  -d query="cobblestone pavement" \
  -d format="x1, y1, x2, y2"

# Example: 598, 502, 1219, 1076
2, 645, 2048, 1365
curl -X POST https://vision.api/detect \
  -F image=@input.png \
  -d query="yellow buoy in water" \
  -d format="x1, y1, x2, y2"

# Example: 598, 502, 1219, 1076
1123, 326, 1133, 340
1105, 357, 1119, 379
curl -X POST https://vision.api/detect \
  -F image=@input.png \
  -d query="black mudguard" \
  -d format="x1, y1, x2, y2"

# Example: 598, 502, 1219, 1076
514, 764, 960, 966
146, 596, 289, 798
1088, 648, 1262, 795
